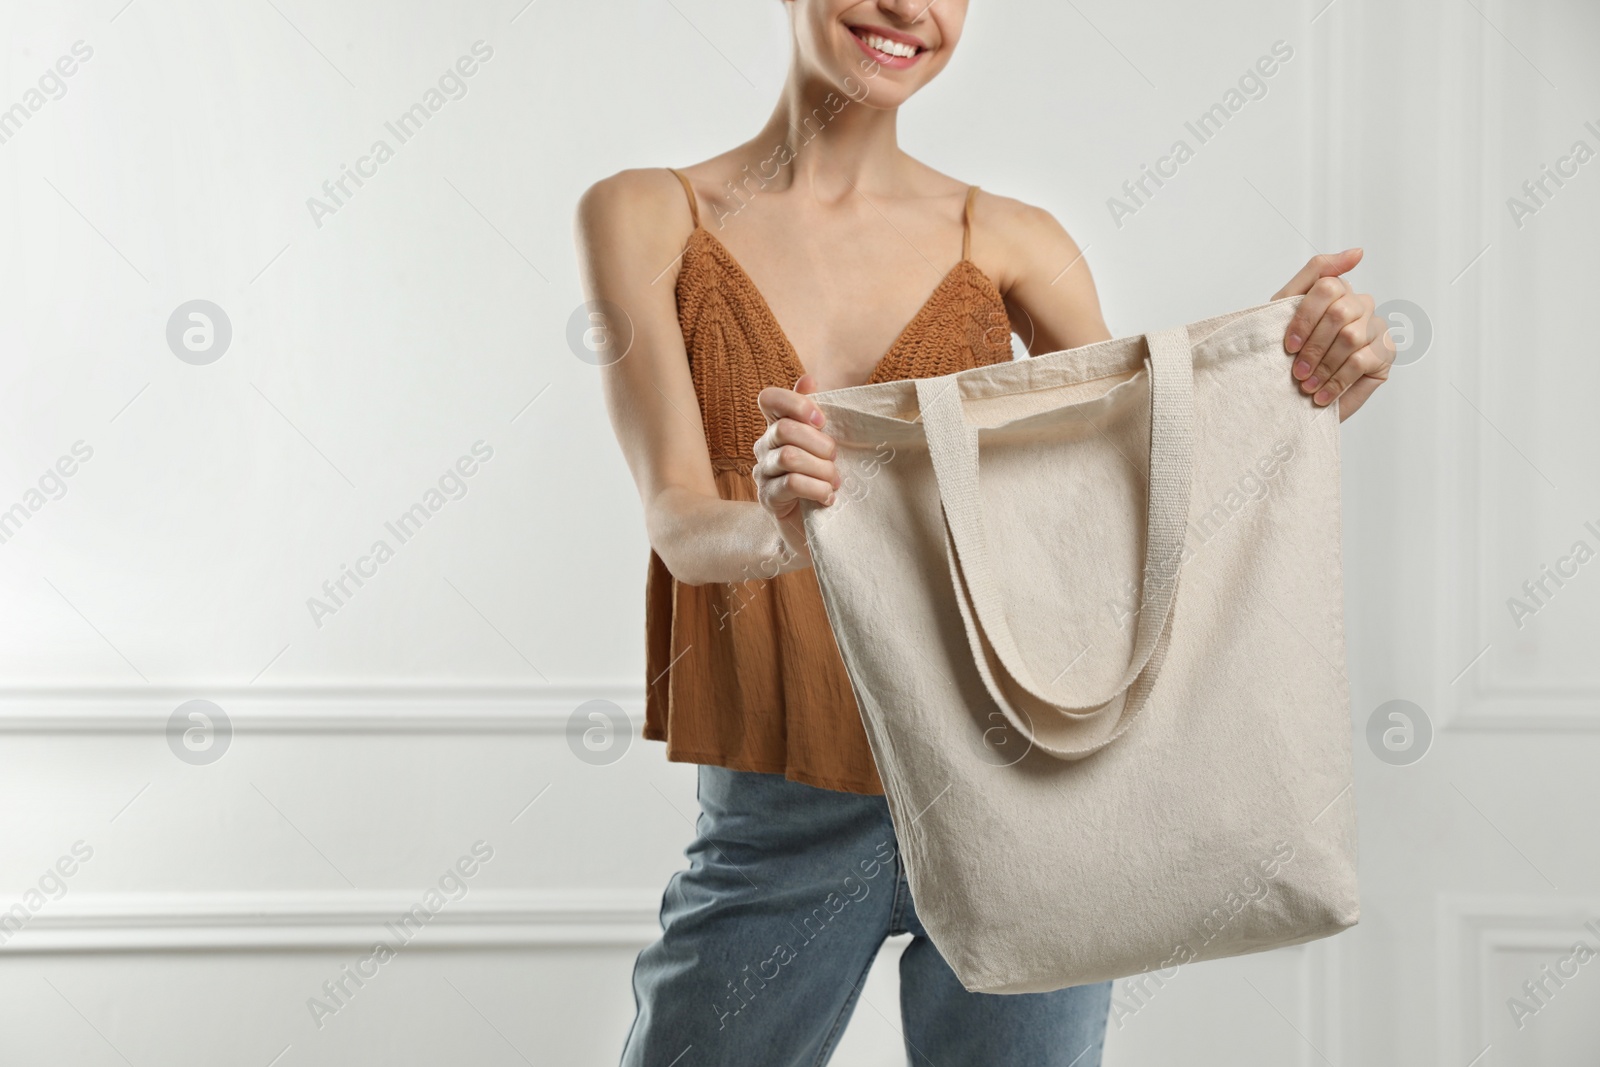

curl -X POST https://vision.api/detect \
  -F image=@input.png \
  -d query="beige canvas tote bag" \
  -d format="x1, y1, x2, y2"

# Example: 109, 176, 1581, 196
802, 295, 1359, 994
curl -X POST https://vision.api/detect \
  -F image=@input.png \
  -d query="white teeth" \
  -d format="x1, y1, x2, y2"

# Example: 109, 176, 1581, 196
862, 32, 918, 59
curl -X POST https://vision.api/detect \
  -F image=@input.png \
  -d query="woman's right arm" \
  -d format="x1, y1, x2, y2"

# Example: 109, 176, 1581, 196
574, 169, 838, 587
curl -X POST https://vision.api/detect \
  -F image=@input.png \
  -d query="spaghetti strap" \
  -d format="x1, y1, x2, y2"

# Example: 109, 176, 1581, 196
962, 185, 978, 261
668, 168, 701, 229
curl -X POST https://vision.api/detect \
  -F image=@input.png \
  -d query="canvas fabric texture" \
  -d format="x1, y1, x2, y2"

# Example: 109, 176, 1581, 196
801, 296, 1360, 994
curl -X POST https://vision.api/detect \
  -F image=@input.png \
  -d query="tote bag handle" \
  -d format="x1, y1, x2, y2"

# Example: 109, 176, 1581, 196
914, 326, 1195, 759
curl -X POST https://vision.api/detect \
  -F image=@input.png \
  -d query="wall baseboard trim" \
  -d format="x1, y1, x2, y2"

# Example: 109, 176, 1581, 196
0, 889, 663, 952
0, 683, 645, 734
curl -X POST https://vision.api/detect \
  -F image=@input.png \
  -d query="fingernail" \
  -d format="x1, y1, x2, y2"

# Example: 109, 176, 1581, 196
810, 410, 825, 426
825, 490, 836, 506
1288, 334, 1303, 352
1304, 376, 1320, 391
1293, 360, 1310, 378
1314, 389, 1331, 405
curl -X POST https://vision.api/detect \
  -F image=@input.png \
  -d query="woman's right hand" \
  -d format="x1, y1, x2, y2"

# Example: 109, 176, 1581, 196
754, 374, 840, 566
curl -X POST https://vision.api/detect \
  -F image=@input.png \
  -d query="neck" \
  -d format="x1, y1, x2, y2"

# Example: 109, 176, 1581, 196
748, 64, 904, 200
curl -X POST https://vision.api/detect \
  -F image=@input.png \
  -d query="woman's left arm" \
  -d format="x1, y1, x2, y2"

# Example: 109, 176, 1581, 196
981, 195, 1115, 356
991, 192, 1397, 423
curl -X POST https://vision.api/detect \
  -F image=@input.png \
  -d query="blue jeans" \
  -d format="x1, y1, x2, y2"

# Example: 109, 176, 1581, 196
619, 764, 1113, 1066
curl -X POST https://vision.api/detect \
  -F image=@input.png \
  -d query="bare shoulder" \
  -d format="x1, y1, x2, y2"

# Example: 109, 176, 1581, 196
967, 187, 1088, 295
573, 167, 695, 277
964, 185, 1109, 351
575, 166, 689, 228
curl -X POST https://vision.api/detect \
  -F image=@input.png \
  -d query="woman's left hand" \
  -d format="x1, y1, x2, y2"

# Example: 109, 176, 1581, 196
1274, 248, 1397, 421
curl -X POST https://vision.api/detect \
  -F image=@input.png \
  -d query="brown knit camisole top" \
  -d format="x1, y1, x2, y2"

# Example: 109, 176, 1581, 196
643, 166, 1015, 795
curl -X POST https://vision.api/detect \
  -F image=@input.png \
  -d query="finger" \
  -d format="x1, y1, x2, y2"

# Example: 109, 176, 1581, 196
760, 471, 836, 514
1372, 313, 1398, 376
758, 383, 825, 428
1299, 293, 1372, 394
1312, 336, 1388, 407
1285, 275, 1351, 364
1271, 247, 1364, 302
758, 442, 839, 486
762, 415, 837, 462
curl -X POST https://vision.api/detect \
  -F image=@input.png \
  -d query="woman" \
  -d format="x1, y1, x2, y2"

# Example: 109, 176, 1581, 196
575, 2, 1396, 1063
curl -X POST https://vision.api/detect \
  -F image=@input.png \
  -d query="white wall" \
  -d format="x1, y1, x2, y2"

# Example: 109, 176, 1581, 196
1, 0, 1595, 1064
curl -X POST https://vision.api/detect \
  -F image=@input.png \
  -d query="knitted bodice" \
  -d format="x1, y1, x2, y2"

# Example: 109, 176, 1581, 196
668, 173, 1016, 475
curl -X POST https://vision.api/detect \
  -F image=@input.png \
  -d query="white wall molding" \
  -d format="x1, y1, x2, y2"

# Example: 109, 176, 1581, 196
1437, 0, 1600, 734
1441, 692, 1600, 733
1436, 895, 1600, 1067
0, 682, 645, 734
0, 888, 662, 952
1305, 0, 1353, 1058
1303, 936, 1343, 1066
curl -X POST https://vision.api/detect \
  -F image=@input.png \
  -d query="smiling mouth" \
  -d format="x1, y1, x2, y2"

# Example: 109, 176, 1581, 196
848, 25, 927, 61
